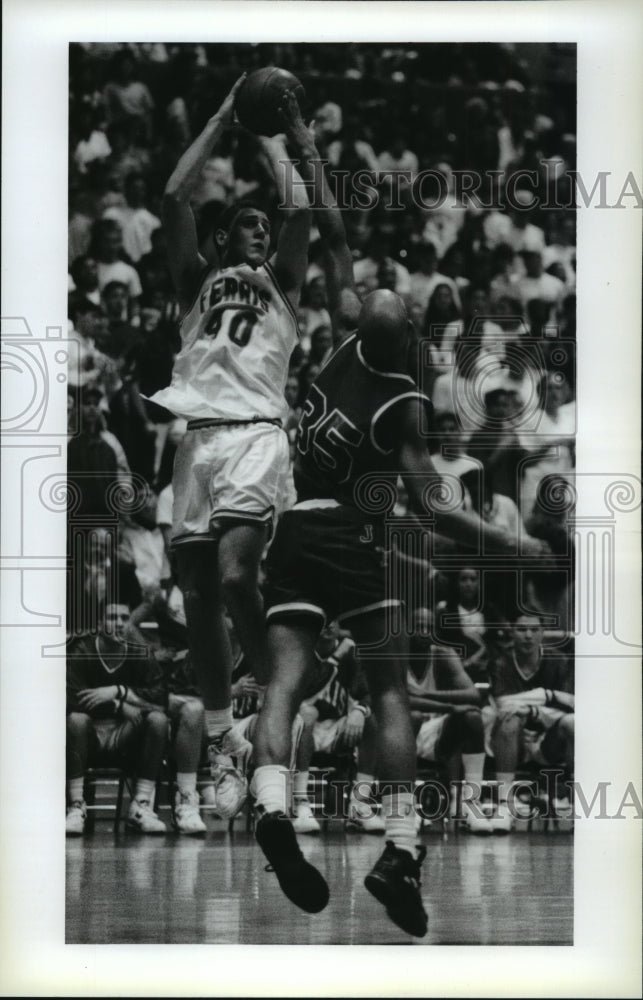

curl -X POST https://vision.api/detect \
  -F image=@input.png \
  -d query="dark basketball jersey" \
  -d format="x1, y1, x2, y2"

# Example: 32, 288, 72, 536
294, 334, 432, 509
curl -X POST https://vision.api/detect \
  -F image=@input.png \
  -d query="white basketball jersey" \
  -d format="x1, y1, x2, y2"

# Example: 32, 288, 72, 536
407, 660, 436, 699
150, 260, 299, 422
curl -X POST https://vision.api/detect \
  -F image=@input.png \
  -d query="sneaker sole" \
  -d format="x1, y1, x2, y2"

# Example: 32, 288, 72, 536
173, 822, 207, 837
364, 873, 428, 938
125, 821, 167, 835
255, 820, 329, 913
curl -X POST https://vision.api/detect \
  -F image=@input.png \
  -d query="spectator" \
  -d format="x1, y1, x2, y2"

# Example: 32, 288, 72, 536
408, 607, 493, 833
467, 384, 530, 507
105, 119, 153, 192
407, 241, 460, 317
118, 486, 167, 600
429, 411, 483, 499
72, 105, 112, 176
482, 190, 546, 254
103, 49, 155, 143
125, 602, 209, 834
90, 218, 143, 324
66, 600, 169, 835
515, 249, 566, 324
353, 228, 411, 297
309, 325, 333, 368
103, 173, 161, 263
420, 162, 468, 259
294, 624, 383, 835
67, 300, 120, 396
422, 282, 462, 372
518, 370, 575, 521
67, 382, 132, 519
487, 611, 574, 831
137, 225, 175, 298
298, 275, 331, 353
69, 255, 102, 311
435, 568, 494, 683
377, 129, 419, 184
524, 475, 575, 633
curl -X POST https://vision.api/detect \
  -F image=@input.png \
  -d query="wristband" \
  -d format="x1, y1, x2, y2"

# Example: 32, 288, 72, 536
353, 704, 370, 719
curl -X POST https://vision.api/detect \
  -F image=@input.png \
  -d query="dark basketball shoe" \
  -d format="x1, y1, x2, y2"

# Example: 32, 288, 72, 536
255, 810, 329, 913
364, 840, 428, 937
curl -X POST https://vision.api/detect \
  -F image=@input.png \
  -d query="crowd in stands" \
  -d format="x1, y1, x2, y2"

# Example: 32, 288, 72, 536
66, 42, 575, 836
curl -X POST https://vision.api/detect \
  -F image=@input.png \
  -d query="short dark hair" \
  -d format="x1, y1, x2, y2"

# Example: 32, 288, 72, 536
511, 609, 546, 626
103, 280, 128, 296
217, 199, 270, 236
68, 296, 103, 323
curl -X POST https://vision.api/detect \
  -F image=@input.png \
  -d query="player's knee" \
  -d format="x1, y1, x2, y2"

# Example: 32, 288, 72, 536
495, 712, 524, 737
298, 702, 318, 728
220, 563, 257, 603
67, 711, 92, 735
458, 706, 483, 733
178, 698, 205, 728
144, 710, 169, 741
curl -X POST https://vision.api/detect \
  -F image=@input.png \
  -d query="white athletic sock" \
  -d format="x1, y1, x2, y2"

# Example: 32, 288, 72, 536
495, 771, 515, 814
350, 773, 375, 812
462, 752, 485, 804
205, 708, 234, 741
135, 778, 156, 807
353, 772, 374, 795
293, 769, 309, 802
176, 772, 197, 798
382, 791, 418, 859
67, 777, 84, 804
252, 764, 289, 816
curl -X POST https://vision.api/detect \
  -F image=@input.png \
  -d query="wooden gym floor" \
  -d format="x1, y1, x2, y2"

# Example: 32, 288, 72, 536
66, 817, 573, 945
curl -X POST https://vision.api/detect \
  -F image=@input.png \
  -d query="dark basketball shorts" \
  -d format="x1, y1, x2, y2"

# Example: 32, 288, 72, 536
264, 500, 401, 626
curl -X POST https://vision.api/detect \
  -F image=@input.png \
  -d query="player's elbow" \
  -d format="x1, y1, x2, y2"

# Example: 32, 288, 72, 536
163, 183, 188, 210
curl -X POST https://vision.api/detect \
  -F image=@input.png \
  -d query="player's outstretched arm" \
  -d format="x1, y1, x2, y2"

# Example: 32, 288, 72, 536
397, 399, 549, 557
279, 90, 360, 343
257, 127, 311, 311
163, 74, 246, 311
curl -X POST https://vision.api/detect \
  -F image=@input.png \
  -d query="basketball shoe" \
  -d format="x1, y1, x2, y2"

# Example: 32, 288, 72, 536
364, 841, 428, 937
126, 798, 167, 834
66, 800, 87, 837
174, 790, 207, 835
208, 727, 252, 820
255, 810, 329, 912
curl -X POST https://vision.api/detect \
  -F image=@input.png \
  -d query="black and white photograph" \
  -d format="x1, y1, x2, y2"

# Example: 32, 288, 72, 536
1, 1, 641, 996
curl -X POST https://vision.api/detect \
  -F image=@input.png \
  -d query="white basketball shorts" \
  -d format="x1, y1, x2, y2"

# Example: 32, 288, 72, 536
171, 421, 291, 546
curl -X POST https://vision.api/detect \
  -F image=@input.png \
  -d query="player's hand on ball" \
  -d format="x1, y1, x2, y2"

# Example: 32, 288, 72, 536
216, 73, 248, 128
278, 89, 316, 149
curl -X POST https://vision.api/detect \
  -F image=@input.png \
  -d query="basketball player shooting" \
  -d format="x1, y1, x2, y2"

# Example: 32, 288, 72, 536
251, 91, 549, 937
149, 76, 311, 822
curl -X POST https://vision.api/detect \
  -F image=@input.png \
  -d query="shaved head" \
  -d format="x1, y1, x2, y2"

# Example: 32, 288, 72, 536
358, 289, 410, 371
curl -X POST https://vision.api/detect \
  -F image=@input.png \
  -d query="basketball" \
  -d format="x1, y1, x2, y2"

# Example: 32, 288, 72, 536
235, 67, 306, 136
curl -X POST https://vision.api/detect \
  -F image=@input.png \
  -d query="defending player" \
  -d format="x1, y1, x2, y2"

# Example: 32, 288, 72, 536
148, 77, 311, 819
251, 93, 548, 937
